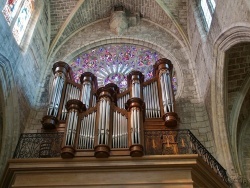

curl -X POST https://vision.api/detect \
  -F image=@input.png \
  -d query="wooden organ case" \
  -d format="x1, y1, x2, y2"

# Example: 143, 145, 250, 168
41, 58, 179, 158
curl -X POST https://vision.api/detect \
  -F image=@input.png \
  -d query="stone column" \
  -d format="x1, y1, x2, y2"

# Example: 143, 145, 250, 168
42, 61, 70, 130
154, 58, 178, 127
61, 99, 85, 158
126, 98, 145, 157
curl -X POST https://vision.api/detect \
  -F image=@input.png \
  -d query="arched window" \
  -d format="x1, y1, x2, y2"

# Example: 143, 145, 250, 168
2, 0, 34, 44
199, 0, 216, 31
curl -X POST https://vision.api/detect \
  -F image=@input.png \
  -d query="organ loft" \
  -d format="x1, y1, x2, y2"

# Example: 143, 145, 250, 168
2, 58, 230, 187
1, 0, 249, 187
41, 58, 179, 158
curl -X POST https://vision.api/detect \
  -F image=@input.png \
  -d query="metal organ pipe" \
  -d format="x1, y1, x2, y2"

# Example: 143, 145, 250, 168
61, 99, 86, 158
48, 73, 65, 117
128, 71, 144, 99
61, 84, 81, 120
82, 111, 96, 149
80, 72, 96, 109
154, 58, 178, 127
94, 86, 117, 158
143, 81, 161, 118
126, 98, 144, 157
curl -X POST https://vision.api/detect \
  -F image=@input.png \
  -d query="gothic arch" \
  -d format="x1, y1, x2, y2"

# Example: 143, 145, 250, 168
0, 54, 20, 178
211, 23, 250, 179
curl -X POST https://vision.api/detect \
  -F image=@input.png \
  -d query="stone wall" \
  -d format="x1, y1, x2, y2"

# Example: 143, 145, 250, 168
226, 43, 250, 115
187, 0, 250, 181
50, 0, 78, 42
0, 0, 51, 178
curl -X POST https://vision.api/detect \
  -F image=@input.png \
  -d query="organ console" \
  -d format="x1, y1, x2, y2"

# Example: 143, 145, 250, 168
42, 58, 179, 158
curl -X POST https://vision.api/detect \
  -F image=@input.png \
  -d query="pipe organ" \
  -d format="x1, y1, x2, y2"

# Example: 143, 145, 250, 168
42, 58, 178, 158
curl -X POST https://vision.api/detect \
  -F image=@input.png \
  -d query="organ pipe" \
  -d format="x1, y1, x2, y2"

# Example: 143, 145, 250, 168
127, 71, 144, 98
47, 62, 70, 117
126, 98, 145, 157
94, 86, 117, 158
154, 58, 178, 127
42, 62, 71, 130
80, 72, 97, 109
61, 99, 86, 158
78, 111, 96, 149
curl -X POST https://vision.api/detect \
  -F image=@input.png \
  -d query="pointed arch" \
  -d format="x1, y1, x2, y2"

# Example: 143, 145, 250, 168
0, 54, 20, 178
211, 23, 250, 177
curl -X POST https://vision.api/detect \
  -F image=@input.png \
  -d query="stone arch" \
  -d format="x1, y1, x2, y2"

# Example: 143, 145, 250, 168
211, 23, 250, 179
239, 114, 250, 184
38, 19, 193, 109
61, 38, 184, 100
0, 54, 20, 178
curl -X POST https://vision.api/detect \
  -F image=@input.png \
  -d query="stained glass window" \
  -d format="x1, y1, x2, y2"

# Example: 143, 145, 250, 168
70, 44, 178, 93
2, 0, 23, 25
2, 0, 34, 44
200, 0, 216, 31
12, 0, 33, 44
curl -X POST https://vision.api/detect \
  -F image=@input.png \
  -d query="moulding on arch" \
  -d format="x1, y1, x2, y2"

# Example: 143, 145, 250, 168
211, 23, 250, 177
62, 38, 184, 101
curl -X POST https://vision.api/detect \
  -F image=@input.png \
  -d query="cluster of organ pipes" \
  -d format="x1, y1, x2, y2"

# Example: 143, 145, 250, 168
60, 83, 81, 120
97, 98, 111, 145
91, 94, 97, 107
42, 58, 178, 158
160, 69, 174, 113
130, 107, 141, 145
65, 108, 79, 147
117, 93, 129, 109
143, 81, 161, 118
47, 73, 65, 117
112, 111, 128, 148
78, 111, 96, 149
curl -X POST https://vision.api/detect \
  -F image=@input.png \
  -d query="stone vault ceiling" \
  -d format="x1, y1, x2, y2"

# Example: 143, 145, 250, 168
49, 0, 188, 57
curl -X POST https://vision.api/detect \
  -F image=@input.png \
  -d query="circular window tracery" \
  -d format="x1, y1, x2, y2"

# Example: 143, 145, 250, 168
70, 44, 177, 93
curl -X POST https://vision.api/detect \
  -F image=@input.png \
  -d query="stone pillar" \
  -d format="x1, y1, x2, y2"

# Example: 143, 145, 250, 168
94, 85, 117, 158
42, 61, 70, 130
80, 72, 97, 109
127, 70, 144, 98
126, 98, 145, 157
61, 99, 85, 158
154, 58, 178, 127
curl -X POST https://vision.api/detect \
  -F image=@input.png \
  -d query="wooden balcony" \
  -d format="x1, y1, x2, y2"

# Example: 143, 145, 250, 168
1, 155, 229, 187
0, 129, 231, 187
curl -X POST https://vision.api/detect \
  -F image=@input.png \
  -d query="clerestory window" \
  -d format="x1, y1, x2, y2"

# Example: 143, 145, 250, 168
199, 0, 216, 31
2, 0, 34, 45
